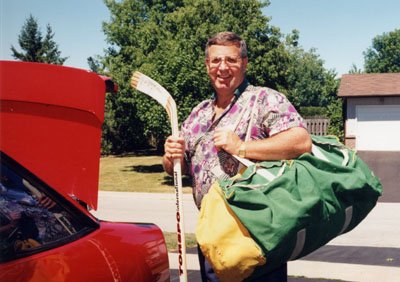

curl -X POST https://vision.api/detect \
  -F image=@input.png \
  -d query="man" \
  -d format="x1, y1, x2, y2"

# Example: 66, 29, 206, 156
163, 32, 311, 281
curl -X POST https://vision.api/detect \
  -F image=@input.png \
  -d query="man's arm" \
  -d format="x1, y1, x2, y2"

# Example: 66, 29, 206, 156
213, 127, 312, 161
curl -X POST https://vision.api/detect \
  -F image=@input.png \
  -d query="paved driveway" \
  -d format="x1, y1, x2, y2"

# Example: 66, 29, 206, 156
92, 192, 400, 281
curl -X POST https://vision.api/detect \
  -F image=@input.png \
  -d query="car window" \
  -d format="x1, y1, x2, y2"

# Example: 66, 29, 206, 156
0, 162, 86, 262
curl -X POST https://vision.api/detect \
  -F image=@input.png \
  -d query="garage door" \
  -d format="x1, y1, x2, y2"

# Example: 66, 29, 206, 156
356, 105, 400, 151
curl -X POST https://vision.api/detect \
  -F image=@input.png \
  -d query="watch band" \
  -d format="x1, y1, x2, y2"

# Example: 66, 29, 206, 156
239, 142, 246, 158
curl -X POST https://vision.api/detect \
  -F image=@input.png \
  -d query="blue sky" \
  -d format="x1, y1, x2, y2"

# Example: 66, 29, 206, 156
1, 0, 399, 77
265, 0, 399, 76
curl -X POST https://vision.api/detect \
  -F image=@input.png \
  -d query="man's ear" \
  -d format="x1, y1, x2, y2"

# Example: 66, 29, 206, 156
205, 58, 210, 72
242, 57, 248, 71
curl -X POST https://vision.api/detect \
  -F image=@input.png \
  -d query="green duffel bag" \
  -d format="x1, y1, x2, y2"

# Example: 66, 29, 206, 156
196, 135, 382, 282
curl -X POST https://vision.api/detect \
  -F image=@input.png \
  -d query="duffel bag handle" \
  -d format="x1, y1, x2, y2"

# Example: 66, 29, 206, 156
227, 157, 287, 189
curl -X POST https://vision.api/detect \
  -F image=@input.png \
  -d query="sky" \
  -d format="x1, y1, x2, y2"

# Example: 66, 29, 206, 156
1, 0, 399, 77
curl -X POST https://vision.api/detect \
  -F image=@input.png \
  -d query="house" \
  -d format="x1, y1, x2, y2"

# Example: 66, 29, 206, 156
338, 73, 400, 202
338, 73, 400, 150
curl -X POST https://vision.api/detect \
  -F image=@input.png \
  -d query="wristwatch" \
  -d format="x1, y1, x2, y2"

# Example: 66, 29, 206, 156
239, 143, 246, 158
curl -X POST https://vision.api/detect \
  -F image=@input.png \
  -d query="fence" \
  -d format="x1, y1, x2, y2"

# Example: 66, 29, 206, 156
304, 117, 330, 136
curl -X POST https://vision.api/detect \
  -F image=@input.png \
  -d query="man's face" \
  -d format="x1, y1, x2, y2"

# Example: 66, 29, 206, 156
206, 44, 248, 97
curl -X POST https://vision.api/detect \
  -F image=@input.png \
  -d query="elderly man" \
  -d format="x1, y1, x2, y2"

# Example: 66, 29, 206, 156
163, 31, 311, 281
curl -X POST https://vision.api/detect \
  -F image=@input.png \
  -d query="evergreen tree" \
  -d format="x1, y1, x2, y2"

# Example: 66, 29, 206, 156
11, 14, 68, 65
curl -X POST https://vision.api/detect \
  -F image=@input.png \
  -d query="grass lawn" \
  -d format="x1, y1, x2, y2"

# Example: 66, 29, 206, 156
163, 232, 197, 251
99, 154, 192, 193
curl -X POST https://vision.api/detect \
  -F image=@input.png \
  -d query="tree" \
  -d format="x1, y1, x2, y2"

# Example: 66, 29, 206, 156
363, 29, 400, 73
99, 0, 342, 153
348, 63, 363, 74
282, 46, 339, 110
326, 98, 344, 141
100, 0, 299, 153
280, 44, 342, 139
87, 56, 101, 73
11, 14, 68, 65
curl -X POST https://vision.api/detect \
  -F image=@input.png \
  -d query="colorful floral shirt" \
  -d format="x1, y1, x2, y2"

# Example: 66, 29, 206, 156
181, 79, 306, 209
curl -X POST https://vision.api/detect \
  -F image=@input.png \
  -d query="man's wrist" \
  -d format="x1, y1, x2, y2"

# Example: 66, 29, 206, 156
238, 142, 246, 158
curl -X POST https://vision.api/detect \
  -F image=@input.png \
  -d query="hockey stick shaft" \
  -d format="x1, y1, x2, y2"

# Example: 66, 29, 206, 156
131, 72, 187, 282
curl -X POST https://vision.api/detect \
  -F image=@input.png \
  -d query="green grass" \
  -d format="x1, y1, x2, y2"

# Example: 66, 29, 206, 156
163, 232, 197, 251
99, 154, 192, 193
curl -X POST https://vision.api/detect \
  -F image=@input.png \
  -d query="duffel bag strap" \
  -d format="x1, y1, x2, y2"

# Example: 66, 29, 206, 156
311, 139, 350, 166
226, 160, 287, 189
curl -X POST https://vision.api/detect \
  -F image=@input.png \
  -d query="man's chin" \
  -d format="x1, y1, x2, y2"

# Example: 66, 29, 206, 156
215, 85, 231, 92
215, 81, 232, 90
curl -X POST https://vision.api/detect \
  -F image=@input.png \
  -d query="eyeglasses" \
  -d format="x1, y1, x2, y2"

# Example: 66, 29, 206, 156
207, 55, 242, 67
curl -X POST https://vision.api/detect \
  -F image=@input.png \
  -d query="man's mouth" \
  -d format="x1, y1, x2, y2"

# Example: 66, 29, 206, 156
218, 75, 231, 80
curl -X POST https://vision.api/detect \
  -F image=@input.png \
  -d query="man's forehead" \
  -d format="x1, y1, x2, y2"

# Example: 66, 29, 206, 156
208, 44, 241, 56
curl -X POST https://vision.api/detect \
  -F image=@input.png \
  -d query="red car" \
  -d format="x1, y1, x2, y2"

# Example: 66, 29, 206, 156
0, 61, 170, 281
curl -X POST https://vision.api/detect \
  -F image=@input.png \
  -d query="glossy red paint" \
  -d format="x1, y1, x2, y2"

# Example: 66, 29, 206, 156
0, 222, 169, 282
0, 61, 170, 281
0, 61, 105, 210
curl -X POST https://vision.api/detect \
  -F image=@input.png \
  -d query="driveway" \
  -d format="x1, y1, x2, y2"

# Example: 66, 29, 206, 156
92, 191, 400, 282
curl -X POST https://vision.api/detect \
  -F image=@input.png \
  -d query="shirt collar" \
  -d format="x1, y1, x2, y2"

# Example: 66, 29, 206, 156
211, 78, 250, 99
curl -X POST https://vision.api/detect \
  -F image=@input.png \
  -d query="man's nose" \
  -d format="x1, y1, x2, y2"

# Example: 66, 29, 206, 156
219, 59, 229, 70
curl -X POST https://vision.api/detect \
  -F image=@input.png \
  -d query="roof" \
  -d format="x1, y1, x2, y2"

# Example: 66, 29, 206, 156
338, 73, 400, 97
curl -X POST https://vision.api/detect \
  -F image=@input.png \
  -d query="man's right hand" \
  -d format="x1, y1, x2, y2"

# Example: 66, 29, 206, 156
162, 135, 186, 175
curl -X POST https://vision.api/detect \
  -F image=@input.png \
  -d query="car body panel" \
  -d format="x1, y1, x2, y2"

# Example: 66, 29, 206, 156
0, 222, 169, 282
0, 61, 106, 210
0, 61, 170, 281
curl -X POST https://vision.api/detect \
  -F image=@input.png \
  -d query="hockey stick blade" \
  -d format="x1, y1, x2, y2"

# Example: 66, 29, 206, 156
131, 71, 176, 123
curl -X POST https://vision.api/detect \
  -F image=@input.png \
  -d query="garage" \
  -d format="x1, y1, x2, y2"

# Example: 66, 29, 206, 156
356, 105, 400, 151
338, 73, 400, 202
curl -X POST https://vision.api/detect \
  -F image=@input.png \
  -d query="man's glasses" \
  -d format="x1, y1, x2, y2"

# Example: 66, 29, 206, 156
207, 55, 242, 67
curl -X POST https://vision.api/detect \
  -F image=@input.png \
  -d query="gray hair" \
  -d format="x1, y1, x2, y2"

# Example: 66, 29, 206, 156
205, 31, 248, 58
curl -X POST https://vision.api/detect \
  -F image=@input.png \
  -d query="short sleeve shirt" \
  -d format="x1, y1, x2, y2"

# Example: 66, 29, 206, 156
181, 79, 306, 209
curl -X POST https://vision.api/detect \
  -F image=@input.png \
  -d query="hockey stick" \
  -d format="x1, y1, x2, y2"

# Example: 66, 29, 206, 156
131, 71, 187, 282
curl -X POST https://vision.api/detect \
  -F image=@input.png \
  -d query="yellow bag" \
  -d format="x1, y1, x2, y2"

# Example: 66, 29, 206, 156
195, 182, 266, 282
196, 135, 382, 281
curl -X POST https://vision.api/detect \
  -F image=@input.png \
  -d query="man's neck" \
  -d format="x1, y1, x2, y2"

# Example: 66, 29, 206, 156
212, 78, 249, 109
215, 92, 235, 109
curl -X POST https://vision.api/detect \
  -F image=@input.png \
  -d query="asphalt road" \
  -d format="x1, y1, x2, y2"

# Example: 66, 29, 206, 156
91, 192, 199, 233
92, 192, 400, 281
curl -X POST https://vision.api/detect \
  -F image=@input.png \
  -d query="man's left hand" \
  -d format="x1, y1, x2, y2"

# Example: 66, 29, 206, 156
213, 128, 243, 155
